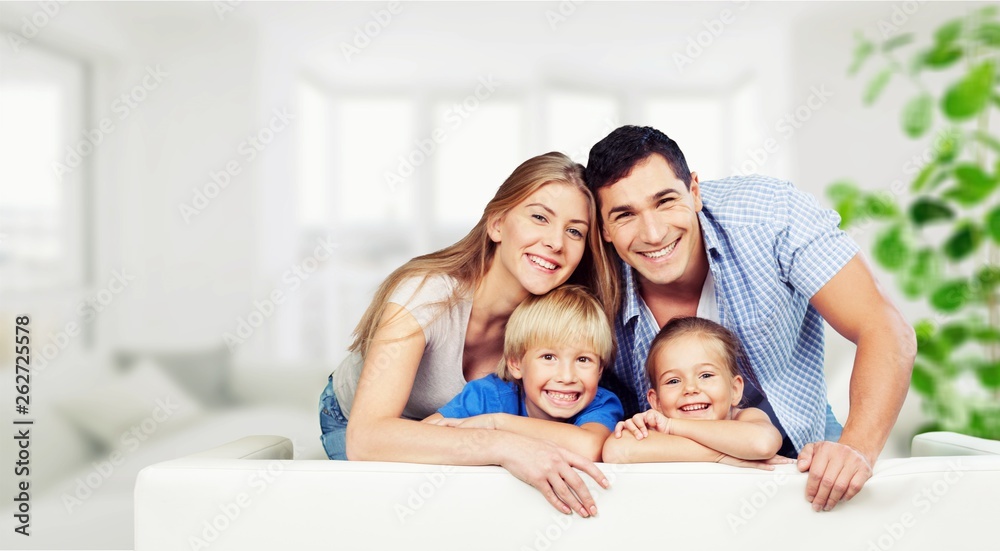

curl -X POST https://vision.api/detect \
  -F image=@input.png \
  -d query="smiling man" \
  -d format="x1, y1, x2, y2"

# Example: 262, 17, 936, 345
586, 125, 916, 512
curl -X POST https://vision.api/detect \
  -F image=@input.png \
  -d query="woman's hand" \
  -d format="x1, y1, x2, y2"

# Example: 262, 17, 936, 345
613, 410, 671, 440
497, 433, 610, 518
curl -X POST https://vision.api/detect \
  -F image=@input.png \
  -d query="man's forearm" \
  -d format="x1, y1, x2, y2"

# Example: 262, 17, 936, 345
839, 308, 916, 464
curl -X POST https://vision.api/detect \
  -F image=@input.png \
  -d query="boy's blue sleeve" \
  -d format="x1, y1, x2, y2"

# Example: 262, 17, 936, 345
573, 387, 624, 432
436, 377, 491, 419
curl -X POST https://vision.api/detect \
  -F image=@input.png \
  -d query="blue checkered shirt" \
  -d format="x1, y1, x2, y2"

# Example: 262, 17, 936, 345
604, 175, 859, 452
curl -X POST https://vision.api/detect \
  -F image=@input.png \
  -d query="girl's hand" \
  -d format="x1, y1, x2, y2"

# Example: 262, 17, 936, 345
717, 453, 795, 471
427, 414, 499, 430
614, 410, 671, 440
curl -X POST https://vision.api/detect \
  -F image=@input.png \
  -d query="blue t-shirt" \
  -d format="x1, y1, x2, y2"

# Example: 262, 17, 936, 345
437, 374, 623, 432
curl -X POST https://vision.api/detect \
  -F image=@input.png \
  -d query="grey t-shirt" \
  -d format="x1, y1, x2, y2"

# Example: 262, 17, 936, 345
332, 274, 473, 420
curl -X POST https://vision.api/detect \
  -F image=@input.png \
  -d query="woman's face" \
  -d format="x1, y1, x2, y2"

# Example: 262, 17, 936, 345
488, 182, 591, 296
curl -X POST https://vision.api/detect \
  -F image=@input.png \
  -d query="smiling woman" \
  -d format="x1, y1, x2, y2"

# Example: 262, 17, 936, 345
318, 151, 619, 517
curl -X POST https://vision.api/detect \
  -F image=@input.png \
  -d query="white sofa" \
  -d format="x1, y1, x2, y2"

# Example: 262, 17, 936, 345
135, 432, 999, 550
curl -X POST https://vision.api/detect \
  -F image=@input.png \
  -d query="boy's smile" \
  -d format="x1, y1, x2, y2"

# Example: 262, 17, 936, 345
508, 341, 602, 422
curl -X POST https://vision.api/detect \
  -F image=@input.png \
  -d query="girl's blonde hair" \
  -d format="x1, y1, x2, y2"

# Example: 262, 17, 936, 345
349, 152, 617, 357
496, 285, 615, 381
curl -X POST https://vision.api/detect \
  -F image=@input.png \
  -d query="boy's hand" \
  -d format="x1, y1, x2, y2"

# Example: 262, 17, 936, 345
427, 414, 499, 430
614, 410, 671, 440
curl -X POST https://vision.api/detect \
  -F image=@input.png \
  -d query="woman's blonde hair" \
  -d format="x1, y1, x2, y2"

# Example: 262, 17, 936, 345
349, 152, 617, 357
496, 285, 615, 381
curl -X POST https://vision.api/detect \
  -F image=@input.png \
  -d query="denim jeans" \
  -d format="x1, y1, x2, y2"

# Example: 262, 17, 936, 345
319, 375, 349, 460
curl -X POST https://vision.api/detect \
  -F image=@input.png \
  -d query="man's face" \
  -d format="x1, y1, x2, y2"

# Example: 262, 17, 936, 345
596, 154, 705, 289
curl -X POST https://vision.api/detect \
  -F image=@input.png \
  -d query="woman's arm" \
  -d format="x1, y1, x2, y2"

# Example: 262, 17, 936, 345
667, 408, 783, 460
346, 304, 608, 516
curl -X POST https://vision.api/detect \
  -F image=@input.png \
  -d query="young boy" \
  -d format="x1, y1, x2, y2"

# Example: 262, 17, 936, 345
423, 285, 623, 461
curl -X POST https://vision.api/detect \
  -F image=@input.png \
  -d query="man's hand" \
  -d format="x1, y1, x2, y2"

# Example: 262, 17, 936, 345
797, 441, 873, 511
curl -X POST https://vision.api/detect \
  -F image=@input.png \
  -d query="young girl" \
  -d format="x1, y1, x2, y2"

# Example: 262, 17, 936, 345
423, 285, 623, 461
603, 316, 787, 468
320, 152, 617, 517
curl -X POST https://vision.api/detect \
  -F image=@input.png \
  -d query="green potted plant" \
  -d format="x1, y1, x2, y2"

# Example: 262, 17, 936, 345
827, 5, 1000, 439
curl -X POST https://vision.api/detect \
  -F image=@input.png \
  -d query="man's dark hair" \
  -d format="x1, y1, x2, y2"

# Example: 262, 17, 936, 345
585, 125, 692, 194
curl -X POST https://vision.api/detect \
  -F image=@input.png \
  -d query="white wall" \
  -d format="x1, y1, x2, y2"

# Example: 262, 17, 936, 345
0, 2, 985, 547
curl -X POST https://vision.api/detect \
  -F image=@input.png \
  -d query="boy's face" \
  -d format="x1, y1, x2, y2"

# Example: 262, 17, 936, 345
647, 334, 743, 421
596, 154, 706, 290
508, 340, 602, 422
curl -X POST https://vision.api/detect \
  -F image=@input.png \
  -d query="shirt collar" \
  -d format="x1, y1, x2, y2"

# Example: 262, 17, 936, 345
698, 206, 722, 257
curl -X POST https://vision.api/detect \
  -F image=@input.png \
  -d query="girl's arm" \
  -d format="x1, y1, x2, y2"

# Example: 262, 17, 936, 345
666, 408, 783, 460
346, 304, 608, 516
602, 430, 782, 470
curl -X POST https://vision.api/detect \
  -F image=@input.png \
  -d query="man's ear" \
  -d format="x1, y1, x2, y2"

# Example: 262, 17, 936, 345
601, 223, 612, 243
507, 356, 523, 380
731, 374, 744, 407
689, 172, 703, 212
647, 388, 662, 412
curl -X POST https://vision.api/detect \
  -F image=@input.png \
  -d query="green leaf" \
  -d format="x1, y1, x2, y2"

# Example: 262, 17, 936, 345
943, 220, 983, 260
849, 32, 876, 76
911, 163, 938, 192
972, 325, 1000, 343
942, 61, 996, 120
915, 320, 948, 362
976, 361, 1000, 389
986, 206, 1000, 243
940, 322, 970, 348
975, 22, 1000, 47
864, 68, 893, 105
900, 248, 941, 299
909, 196, 954, 226
873, 224, 912, 271
901, 94, 933, 138
975, 265, 1000, 292
935, 19, 963, 45
943, 164, 998, 206
826, 180, 862, 227
862, 192, 899, 219
911, 362, 937, 396
883, 33, 914, 52
921, 43, 963, 69
977, 5, 998, 18
934, 131, 962, 163
930, 279, 970, 312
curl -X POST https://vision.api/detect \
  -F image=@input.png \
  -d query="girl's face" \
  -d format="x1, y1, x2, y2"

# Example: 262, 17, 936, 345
647, 333, 743, 421
487, 183, 591, 296
508, 339, 602, 422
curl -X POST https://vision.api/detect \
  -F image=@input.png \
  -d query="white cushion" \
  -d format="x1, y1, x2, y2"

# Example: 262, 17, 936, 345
56, 358, 203, 448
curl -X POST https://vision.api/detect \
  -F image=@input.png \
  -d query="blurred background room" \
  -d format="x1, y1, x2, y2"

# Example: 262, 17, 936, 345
1, 1, 997, 548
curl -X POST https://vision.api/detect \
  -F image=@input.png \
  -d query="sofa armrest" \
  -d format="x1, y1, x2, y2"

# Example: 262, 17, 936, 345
911, 431, 1000, 457
180, 435, 294, 461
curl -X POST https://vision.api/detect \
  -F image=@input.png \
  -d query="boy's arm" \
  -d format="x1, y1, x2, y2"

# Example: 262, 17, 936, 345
493, 415, 609, 462
667, 408, 783, 460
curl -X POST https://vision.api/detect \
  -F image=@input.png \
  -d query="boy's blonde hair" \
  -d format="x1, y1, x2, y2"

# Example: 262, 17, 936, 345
497, 285, 615, 381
